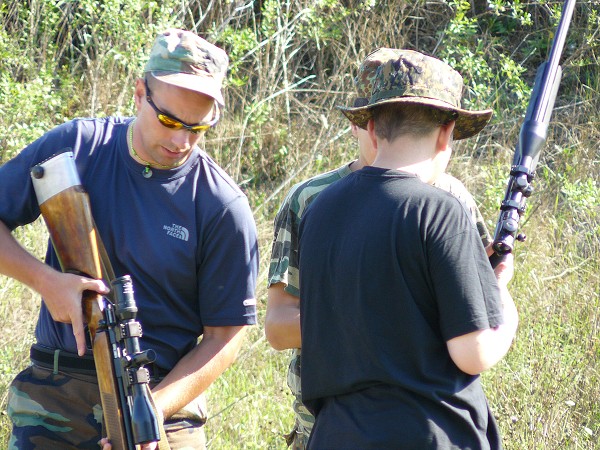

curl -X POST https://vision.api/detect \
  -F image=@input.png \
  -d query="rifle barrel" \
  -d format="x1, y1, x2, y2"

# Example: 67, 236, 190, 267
490, 0, 576, 266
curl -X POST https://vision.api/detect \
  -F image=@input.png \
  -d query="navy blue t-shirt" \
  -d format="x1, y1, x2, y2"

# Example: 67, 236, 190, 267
299, 167, 503, 449
0, 117, 258, 370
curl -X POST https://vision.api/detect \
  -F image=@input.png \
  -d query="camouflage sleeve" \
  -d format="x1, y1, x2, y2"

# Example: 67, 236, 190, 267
268, 165, 351, 298
268, 190, 301, 297
433, 173, 492, 248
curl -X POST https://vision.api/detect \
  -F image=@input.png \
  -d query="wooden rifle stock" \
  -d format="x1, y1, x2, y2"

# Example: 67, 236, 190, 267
30, 151, 167, 450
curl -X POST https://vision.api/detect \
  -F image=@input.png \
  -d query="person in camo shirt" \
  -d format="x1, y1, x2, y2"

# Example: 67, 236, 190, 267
265, 47, 493, 449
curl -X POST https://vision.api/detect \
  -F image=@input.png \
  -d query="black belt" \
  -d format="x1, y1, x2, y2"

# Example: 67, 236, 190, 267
30, 344, 96, 375
30, 344, 169, 380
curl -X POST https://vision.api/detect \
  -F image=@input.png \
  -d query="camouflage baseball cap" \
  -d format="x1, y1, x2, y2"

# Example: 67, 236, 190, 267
144, 29, 228, 106
338, 48, 493, 140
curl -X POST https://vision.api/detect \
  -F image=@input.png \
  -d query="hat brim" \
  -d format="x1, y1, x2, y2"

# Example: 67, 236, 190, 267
338, 97, 492, 140
150, 71, 225, 107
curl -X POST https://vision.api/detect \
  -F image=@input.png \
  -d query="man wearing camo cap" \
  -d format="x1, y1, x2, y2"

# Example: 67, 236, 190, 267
2, 29, 258, 449
297, 49, 519, 448
266, 48, 501, 449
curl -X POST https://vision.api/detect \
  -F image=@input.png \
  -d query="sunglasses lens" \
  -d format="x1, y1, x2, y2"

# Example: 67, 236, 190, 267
190, 125, 211, 133
158, 114, 183, 129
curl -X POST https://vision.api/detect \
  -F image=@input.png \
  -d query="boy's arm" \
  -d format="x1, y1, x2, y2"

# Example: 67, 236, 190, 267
265, 283, 301, 350
265, 188, 302, 351
446, 253, 518, 375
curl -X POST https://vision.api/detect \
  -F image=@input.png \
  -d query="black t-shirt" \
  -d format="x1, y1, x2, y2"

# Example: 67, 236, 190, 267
299, 167, 503, 449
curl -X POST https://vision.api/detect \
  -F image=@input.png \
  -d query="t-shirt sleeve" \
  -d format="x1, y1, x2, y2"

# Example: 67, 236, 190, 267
268, 190, 301, 297
428, 208, 504, 341
433, 173, 492, 248
197, 194, 259, 326
0, 123, 78, 230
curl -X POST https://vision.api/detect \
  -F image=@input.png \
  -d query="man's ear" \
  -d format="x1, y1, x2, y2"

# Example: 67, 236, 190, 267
133, 78, 145, 111
436, 120, 455, 152
366, 119, 378, 150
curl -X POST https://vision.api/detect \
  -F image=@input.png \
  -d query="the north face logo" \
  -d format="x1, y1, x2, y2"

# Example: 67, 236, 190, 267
163, 223, 189, 241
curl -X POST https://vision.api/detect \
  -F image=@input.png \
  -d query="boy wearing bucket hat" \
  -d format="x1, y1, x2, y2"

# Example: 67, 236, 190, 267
298, 49, 518, 448
1, 29, 258, 449
266, 48, 505, 448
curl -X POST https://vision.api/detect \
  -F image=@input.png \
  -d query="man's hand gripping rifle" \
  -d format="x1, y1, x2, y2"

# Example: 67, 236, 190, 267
30, 151, 168, 450
490, 0, 576, 268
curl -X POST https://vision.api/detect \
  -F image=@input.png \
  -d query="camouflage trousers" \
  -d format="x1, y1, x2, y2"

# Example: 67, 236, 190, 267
7, 363, 206, 450
284, 419, 311, 450
283, 350, 314, 449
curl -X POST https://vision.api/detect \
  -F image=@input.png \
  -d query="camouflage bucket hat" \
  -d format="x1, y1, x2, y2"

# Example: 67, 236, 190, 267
338, 48, 493, 140
144, 29, 229, 106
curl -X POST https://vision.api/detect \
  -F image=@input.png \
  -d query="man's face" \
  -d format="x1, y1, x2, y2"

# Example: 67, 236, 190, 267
133, 78, 216, 168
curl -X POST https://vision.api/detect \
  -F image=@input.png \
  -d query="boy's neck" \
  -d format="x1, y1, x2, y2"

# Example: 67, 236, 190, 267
371, 135, 440, 183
